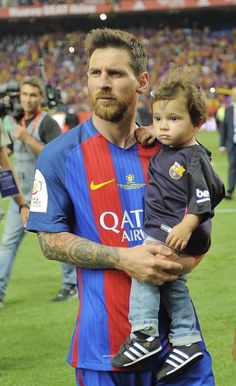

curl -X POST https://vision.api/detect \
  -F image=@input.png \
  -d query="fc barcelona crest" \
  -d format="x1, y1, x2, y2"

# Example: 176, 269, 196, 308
169, 162, 186, 180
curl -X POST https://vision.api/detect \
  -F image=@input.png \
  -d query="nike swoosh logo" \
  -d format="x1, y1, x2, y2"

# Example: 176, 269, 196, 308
90, 179, 115, 191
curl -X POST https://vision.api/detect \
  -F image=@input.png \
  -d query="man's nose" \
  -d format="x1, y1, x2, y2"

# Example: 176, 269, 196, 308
98, 72, 111, 89
23, 95, 31, 102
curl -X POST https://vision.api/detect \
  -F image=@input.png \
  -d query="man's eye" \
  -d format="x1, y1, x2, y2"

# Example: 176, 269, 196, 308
110, 71, 121, 77
89, 70, 100, 76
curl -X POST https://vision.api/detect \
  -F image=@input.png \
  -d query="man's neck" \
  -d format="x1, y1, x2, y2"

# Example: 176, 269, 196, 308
24, 110, 40, 121
92, 114, 138, 149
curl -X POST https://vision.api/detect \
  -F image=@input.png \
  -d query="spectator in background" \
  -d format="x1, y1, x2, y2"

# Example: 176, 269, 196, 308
0, 118, 29, 308
200, 106, 217, 132
0, 26, 235, 114
0, 76, 76, 308
216, 103, 226, 132
64, 111, 80, 131
0, 118, 28, 222
219, 87, 236, 199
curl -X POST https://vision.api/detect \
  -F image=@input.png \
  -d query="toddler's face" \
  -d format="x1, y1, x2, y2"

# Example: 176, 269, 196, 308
152, 93, 197, 147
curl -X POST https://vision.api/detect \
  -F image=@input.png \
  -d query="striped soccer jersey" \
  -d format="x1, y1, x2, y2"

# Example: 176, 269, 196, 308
27, 118, 214, 384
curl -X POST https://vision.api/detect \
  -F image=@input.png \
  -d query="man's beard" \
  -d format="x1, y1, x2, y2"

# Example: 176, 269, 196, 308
89, 91, 136, 122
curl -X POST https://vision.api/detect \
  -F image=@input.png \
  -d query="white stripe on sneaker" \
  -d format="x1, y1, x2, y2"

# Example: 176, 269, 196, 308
172, 348, 189, 359
129, 347, 146, 357
124, 351, 136, 361
133, 342, 150, 354
169, 353, 186, 363
166, 353, 203, 375
166, 359, 180, 368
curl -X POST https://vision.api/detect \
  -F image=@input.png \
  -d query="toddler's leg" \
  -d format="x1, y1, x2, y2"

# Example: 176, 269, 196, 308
156, 276, 203, 382
112, 278, 162, 368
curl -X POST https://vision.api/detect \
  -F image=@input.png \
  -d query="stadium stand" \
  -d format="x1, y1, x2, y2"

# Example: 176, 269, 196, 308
0, 1, 235, 116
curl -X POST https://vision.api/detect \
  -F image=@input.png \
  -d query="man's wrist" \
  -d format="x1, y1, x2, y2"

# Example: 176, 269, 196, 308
19, 203, 30, 213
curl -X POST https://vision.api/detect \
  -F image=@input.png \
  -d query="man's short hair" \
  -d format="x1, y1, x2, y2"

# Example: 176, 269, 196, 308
85, 28, 148, 76
20, 76, 45, 97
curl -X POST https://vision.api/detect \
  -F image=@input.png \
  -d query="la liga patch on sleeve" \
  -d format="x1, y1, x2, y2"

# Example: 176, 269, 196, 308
30, 169, 48, 213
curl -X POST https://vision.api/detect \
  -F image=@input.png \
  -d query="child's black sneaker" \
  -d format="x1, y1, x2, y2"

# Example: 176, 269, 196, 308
156, 342, 204, 381
112, 332, 162, 368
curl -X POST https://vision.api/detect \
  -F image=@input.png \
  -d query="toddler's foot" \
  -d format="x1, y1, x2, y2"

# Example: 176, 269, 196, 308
156, 342, 204, 381
112, 331, 162, 368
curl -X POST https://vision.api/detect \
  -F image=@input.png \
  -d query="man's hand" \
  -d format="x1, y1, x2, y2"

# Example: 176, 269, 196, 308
118, 241, 200, 286
12, 125, 30, 143
12, 124, 44, 156
118, 242, 182, 285
135, 125, 156, 146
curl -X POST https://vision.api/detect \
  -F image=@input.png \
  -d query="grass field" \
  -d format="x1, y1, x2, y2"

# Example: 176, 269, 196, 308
0, 129, 235, 385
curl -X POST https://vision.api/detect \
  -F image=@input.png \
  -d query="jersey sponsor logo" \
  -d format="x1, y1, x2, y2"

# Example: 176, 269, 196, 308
90, 179, 115, 191
196, 188, 210, 203
30, 169, 48, 212
169, 162, 186, 180
100, 209, 145, 242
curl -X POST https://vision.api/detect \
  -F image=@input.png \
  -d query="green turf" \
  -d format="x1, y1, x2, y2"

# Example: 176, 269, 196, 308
0, 130, 235, 385
189, 130, 236, 385
0, 222, 78, 385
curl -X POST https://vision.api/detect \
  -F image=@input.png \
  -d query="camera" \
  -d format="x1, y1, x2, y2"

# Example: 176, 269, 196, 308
0, 53, 62, 121
44, 83, 62, 109
38, 56, 62, 110
0, 79, 62, 122
0, 80, 23, 120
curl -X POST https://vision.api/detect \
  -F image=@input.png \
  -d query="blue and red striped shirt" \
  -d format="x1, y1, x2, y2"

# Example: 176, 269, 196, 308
27, 118, 214, 384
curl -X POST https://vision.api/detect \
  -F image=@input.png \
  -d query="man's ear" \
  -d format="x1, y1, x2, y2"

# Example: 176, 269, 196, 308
137, 72, 149, 95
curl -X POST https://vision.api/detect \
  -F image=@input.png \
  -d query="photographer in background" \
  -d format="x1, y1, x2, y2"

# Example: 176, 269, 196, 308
0, 120, 29, 308
0, 120, 28, 223
0, 76, 76, 308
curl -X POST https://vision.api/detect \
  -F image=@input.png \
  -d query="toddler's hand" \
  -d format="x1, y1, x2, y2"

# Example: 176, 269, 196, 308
135, 126, 156, 145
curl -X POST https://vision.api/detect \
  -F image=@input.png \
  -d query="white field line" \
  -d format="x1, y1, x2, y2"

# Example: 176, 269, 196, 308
215, 208, 236, 213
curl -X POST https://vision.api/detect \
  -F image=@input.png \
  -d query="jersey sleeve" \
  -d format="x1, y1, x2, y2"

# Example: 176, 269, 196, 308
27, 144, 74, 233
187, 147, 225, 218
186, 165, 212, 217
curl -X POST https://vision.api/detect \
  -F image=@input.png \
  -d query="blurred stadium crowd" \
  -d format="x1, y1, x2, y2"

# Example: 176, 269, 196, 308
0, 0, 111, 5
0, 24, 235, 113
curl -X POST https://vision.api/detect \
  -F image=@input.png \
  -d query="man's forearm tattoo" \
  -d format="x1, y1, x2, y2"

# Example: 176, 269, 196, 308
37, 232, 120, 269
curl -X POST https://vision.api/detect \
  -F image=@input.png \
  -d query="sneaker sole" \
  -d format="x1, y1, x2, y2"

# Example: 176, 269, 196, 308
158, 352, 204, 381
123, 345, 163, 367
